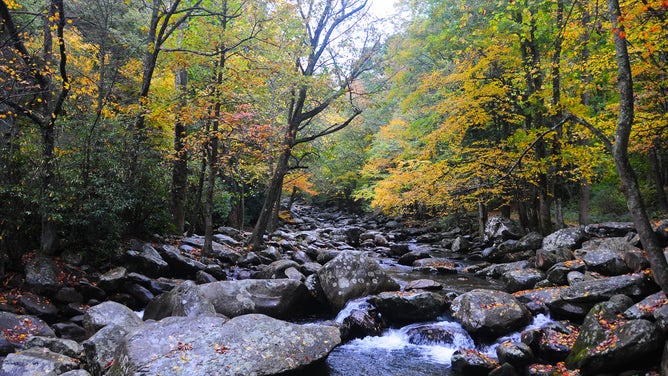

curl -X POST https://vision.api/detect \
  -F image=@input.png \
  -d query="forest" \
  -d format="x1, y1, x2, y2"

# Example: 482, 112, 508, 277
1, 0, 667, 268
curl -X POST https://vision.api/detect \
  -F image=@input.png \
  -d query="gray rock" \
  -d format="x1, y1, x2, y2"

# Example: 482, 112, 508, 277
475, 260, 530, 279
452, 289, 531, 339
560, 272, 654, 304
109, 314, 340, 376
485, 217, 523, 242
575, 237, 636, 276
451, 348, 498, 376
397, 248, 432, 266
60, 370, 91, 376
0, 347, 79, 376
339, 308, 385, 341
24, 257, 60, 294
406, 322, 472, 346
83, 324, 130, 375
542, 227, 586, 252
125, 244, 169, 277
566, 297, 664, 374
623, 291, 666, 320
0, 312, 55, 356
535, 248, 574, 270
82, 301, 142, 337
451, 236, 472, 252
22, 336, 82, 359
369, 291, 447, 324
502, 268, 545, 293
584, 222, 635, 238
143, 280, 217, 321
516, 232, 544, 251
195, 270, 218, 284
18, 293, 58, 321
158, 244, 206, 278
546, 259, 587, 285
317, 251, 399, 310
404, 279, 443, 291
97, 267, 128, 292
496, 340, 534, 367
254, 259, 301, 279
413, 258, 458, 273
199, 279, 313, 319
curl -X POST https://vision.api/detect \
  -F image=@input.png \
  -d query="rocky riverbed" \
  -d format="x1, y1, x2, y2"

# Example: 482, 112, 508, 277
1, 203, 667, 375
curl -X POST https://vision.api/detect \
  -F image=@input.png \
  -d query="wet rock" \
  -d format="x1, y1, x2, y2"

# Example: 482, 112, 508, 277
259, 245, 282, 262
317, 251, 399, 311
76, 281, 106, 302
451, 236, 471, 252
143, 280, 217, 321
0, 347, 79, 375
496, 340, 534, 367
83, 324, 130, 375
124, 243, 169, 277
213, 233, 240, 247
54, 287, 84, 304
406, 322, 472, 346
61, 370, 91, 376
485, 217, 523, 242
542, 227, 586, 252
124, 283, 154, 308
516, 232, 545, 251
475, 260, 530, 279
22, 335, 83, 359
566, 271, 585, 285
24, 256, 60, 294
566, 296, 664, 374
654, 305, 668, 333
199, 279, 313, 319
389, 243, 410, 256
82, 301, 142, 337
203, 264, 227, 280
451, 289, 531, 339
397, 248, 431, 266
538, 323, 580, 362
404, 279, 443, 291
489, 362, 519, 376
109, 314, 340, 376
369, 291, 447, 325
339, 308, 384, 341
451, 348, 498, 376
503, 268, 545, 293
195, 270, 217, 284
413, 258, 458, 273
0, 312, 55, 355
560, 272, 654, 305
316, 249, 340, 264
623, 249, 651, 272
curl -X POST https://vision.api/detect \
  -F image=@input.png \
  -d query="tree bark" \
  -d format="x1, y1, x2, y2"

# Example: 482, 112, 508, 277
649, 143, 668, 212
607, 0, 668, 293
171, 66, 188, 234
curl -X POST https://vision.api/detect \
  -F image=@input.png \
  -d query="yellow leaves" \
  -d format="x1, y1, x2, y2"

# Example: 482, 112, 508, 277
5, 0, 21, 10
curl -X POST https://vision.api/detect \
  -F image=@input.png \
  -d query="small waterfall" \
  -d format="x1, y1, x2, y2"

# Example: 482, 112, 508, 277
334, 297, 374, 323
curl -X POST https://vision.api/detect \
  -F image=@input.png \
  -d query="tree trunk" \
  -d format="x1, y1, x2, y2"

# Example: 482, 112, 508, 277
579, 181, 590, 225
188, 150, 207, 236
649, 144, 668, 212
249, 148, 290, 250
171, 66, 188, 234
607, 0, 668, 293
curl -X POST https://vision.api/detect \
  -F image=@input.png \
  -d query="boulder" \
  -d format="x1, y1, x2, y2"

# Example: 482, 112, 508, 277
535, 248, 574, 271
24, 257, 60, 294
0, 347, 79, 375
546, 260, 587, 285
623, 291, 667, 320
0, 312, 55, 355
109, 314, 340, 376
143, 280, 217, 321
254, 259, 301, 279
574, 237, 636, 276
451, 348, 499, 376
17, 293, 59, 321
317, 251, 399, 310
542, 227, 586, 252
537, 322, 580, 362
475, 260, 530, 279
406, 322, 472, 346
157, 244, 206, 278
404, 279, 443, 291
82, 301, 142, 337
485, 217, 523, 242
502, 268, 545, 293
369, 291, 447, 324
560, 272, 654, 304
96, 267, 128, 292
124, 243, 169, 277
397, 249, 432, 266
339, 308, 384, 341
451, 289, 531, 339
199, 279, 313, 319
413, 258, 458, 273
566, 296, 664, 374
496, 340, 534, 368
82, 324, 130, 375
516, 232, 545, 251
22, 335, 83, 359
584, 222, 635, 238
451, 236, 472, 252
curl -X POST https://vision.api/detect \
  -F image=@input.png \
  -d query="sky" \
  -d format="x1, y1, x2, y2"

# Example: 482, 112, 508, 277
368, 0, 399, 18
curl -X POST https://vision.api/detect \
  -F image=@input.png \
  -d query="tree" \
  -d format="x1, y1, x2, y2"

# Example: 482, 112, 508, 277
1, 0, 70, 254
248, 0, 380, 250
606, 0, 668, 292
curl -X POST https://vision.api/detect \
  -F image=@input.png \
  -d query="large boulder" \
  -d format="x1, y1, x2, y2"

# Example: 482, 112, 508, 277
566, 296, 664, 374
542, 227, 586, 252
108, 314, 340, 376
574, 237, 636, 276
157, 244, 206, 278
24, 256, 60, 294
82, 301, 142, 337
584, 222, 635, 238
124, 243, 169, 277
502, 268, 545, 293
82, 324, 131, 375
451, 289, 531, 339
451, 348, 498, 376
317, 251, 399, 310
143, 280, 217, 321
485, 217, 523, 242
0, 347, 79, 375
198, 279, 313, 319
369, 291, 447, 325
0, 312, 55, 355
